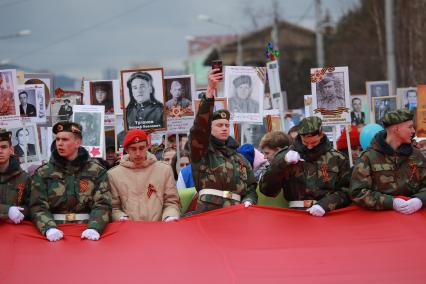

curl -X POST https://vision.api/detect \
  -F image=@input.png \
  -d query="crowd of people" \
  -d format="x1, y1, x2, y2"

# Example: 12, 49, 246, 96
1, 69, 425, 242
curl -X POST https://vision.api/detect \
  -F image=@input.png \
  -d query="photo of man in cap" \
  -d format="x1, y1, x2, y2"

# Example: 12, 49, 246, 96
0, 129, 31, 225
58, 99, 73, 120
108, 129, 180, 222
30, 121, 111, 242
349, 109, 426, 214
165, 79, 192, 111
228, 75, 259, 113
316, 73, 346, 110
189, 70, 257, 213
260, 116, 351, 216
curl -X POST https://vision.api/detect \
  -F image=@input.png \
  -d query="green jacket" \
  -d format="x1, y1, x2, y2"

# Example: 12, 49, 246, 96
0, 156, 30, 221
189, 96, 257, 212
260, 135, 351, 212
30, 147, 111, 235
349, 131, 426, 210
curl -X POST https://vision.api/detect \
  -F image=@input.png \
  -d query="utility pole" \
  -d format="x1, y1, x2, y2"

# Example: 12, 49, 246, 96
315, 0, 325, 67
385, 0, 397, 91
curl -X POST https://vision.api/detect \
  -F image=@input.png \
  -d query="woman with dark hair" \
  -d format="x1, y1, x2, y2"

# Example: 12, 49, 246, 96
92, 82, 114, 114
125, 72, 164, 130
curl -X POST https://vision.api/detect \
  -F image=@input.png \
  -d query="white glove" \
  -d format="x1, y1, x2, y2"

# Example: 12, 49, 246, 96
164, 216, 179, 222
392, 198, 406, 211
46, 228, 64, 242
243, 201, 252, 208
81, 229, 100, 241
307, 204, 326, 217
8, 206, 24, 224
285, 150, 304, 164
398, 198, 423, 215
119, 216, 129, 221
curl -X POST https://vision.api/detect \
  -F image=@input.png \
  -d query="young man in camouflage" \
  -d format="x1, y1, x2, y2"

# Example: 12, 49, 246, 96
189, 69, 257, 213
349, 109, 426, 214
259, 116, 351, 216
30, 122, 111, 241
0, 129, 30, 224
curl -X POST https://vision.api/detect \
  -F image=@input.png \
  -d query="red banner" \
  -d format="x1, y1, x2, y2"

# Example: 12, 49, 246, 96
1, 205, 426, 283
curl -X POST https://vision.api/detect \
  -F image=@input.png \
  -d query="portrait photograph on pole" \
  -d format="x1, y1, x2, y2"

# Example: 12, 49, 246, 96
121, 68, 166, 131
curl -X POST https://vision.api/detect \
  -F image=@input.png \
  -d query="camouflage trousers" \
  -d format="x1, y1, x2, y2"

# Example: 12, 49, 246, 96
195, 194, 241, 213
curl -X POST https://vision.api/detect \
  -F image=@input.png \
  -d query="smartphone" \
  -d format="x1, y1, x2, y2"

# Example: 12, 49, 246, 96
211, 60, 223, 73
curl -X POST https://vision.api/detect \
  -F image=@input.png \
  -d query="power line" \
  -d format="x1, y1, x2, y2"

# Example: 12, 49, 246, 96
9, 0, 160, 63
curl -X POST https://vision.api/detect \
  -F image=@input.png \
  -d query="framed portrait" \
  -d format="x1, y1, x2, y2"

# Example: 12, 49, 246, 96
17, 84, 46, 123
164, 75, 195, 117
373, 96, 397, 125
270, 116, 282, 131
50, 95, 81, 125
235, 119, 268, 149
194, 97, 227, 115
349, 94, 369, 126
366, 81, 391, 111
0, 69, 19, 118
224, 66, 264, 123
263, 91, 288, 116
396, 87, 417, 111
73, 105, 105, 158
311, 66, 351, 126
8, 123, 41, 164
115, 114, 125, 152
121, 68, 166, 131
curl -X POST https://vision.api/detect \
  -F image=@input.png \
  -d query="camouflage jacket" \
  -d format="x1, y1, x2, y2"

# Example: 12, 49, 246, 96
259, 135, 351, 212
349, 131, 426, 210
0, 156, 30, 221
189, 96, 257, 212
30, 147, 111, 235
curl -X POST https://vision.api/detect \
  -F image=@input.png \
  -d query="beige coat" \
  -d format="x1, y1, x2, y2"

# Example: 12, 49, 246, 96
108, 153, 180, 221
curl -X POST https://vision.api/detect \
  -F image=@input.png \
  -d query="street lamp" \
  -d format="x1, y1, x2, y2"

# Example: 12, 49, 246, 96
0, 29, 32, 40
197, 14, 243, 66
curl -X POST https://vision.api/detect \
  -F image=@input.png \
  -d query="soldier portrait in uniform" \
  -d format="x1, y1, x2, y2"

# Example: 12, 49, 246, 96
121, 69, 166, 131
50, 95, 80, 125
164, 76, 194, 117
316, 72, 346, 110
90, 81, 114, 114
373, 96, 397, 124
239, 122, 267, 149
224, 66, 264, 123
74, 112, 101, 146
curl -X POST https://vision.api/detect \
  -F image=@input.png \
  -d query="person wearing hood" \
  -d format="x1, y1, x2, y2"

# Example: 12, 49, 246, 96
259, 116, 351, 216
0, 129, 30, 224
189, 69, 257, 213
349, 109, 426, 214
30, 122, 112, 242
108, 129, 180, 222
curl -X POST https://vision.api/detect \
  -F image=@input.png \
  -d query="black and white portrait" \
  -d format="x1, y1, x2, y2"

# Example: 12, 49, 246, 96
373, 96, 397, 124
164, 76, 194, 116
50, 95, 80, 125
90, 81, 114, 114
121, 69, 166, 131
18, 89, 37, 117
74, 112, 101, 146
10, 124, 40, 163
224, 66, 264, 123
240, 122, 267, 149
316, 72, 345, 110
350, 95, 369, 126
367, 81, 391, 111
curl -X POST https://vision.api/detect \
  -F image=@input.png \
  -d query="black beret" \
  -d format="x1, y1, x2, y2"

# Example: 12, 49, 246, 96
53, 121, 82, 137
0, 129, 12, 142
212, 109, 230, 121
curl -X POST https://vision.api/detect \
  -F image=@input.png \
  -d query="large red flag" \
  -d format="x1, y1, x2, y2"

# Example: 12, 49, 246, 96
1, 205, 425, 283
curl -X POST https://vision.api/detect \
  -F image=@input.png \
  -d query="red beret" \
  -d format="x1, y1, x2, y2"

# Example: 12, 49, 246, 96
123, 129, 147, 148
337, 125, 360, 151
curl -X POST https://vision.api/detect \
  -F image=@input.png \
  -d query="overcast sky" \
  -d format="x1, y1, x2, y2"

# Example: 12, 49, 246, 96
0, 0, 358, 79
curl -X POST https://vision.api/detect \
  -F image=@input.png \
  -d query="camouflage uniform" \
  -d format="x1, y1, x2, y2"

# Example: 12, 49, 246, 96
349, 110, 426, 210
259, 117, 351, 212
30, 147, 112, 235
0, 155, 30, 221
189, 96, 257, 212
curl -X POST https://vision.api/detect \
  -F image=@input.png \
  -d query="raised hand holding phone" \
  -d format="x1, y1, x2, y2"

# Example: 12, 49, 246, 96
207, 60, 223, 98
